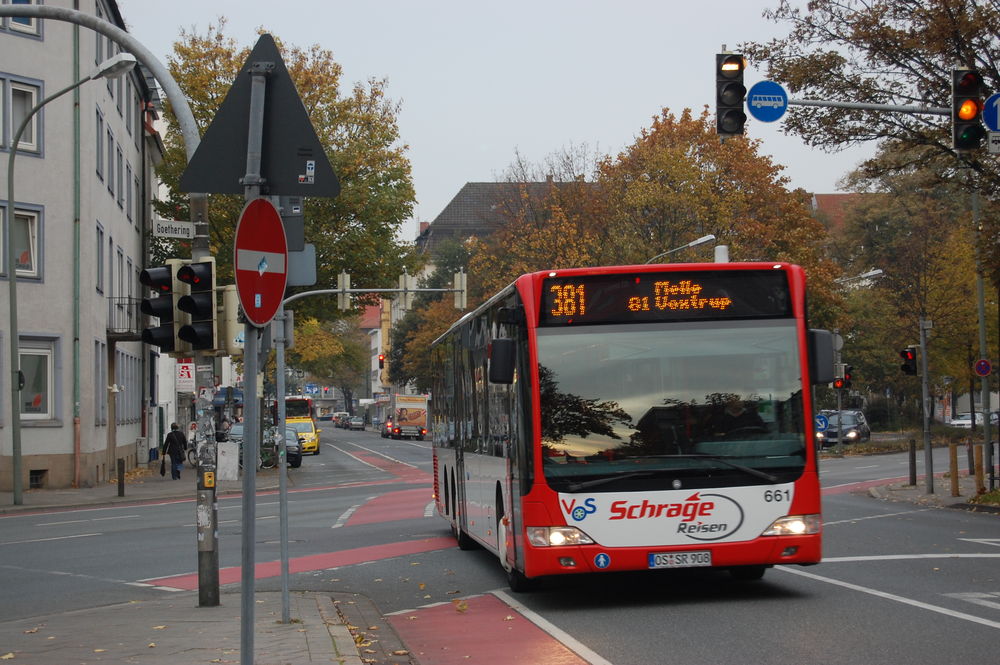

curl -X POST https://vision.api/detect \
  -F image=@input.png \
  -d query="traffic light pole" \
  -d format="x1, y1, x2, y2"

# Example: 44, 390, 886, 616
920, 319, 934, 494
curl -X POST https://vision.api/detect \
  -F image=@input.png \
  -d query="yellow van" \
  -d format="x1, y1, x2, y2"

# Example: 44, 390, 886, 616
288, 418, 321, 455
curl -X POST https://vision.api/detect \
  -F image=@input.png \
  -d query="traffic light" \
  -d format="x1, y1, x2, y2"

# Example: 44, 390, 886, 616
900, 347, 917, 375
378, 354, 385, 369
139, 258, 187, 354
453, 269, 468, 310
176, 258, 216, 351
832, 362, 846, 390
337, 271, 351, 310
716, 53, 747, 136
843, 365, 853, 389
952, 69, 986, 152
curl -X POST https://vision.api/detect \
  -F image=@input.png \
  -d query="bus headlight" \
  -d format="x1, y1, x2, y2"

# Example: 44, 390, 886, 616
762, 515, 822, 536
527, 526, 595, 547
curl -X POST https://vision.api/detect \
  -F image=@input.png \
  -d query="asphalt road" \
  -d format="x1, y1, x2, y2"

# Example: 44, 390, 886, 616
2, 428, 999, 665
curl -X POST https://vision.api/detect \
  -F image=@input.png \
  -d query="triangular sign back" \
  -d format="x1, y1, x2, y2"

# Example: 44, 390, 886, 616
179, 33, 340, 198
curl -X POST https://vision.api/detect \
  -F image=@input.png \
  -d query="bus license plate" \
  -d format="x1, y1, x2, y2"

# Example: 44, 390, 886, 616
648, 551, 712, 569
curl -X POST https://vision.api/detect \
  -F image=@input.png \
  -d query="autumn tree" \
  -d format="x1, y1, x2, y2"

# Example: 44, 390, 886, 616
154, 21, 418, 322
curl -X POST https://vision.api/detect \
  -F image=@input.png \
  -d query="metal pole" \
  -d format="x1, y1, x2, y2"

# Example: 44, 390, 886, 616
920, 318, 933, 494
275, 308, 290, 623
7, 77, 91, 504
972, 185, 995, 491
239, 60, 269, 665
239, 324, 259, 665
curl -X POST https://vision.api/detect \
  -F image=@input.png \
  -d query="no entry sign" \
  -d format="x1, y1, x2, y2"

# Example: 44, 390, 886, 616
233, 198, 288, 327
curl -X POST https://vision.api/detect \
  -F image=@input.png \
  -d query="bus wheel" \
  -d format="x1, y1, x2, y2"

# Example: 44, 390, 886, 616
730, 565, 767, 581
506, 566, 538, 592
454, 524, 478, 551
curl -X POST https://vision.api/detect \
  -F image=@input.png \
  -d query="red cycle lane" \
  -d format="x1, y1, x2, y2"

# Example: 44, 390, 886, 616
387, 593, 596, 665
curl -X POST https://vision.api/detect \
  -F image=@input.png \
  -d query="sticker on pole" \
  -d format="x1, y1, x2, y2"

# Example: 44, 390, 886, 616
746, 81, 788, 123
234, 198, 288, 327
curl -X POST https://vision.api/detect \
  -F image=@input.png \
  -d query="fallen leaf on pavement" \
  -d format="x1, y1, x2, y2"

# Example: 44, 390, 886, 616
94, 649, 106, 653
22, 628, 38, 634
147, 642, 156, 648
152, 625, 166, 630
452, 599, 469, 613
393, 650, 410, 656
1, 654, 14, 660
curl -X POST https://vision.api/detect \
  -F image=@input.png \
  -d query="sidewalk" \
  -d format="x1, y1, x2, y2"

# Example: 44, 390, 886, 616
866, 466, 1000, 514
0, 591, 364, 664
0, 465, 370, 664
0, 462, 277, 514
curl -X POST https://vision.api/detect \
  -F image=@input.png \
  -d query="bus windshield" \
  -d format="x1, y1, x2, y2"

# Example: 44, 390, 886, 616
285, 398, 312, 420
537, 320, 806, 491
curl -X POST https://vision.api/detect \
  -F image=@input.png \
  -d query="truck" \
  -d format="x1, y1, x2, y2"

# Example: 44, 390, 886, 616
390, 394, 428, 440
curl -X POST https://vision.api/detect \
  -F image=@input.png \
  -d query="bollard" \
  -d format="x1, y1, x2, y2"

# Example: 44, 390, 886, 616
908, 439, 917, 486
967, 437, 975, 476
117, 458, 125, 497
949, 443, 959, 497
974, 444, 985, 494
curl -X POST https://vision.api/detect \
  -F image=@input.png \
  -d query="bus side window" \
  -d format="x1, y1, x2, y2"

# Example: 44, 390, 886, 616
489, 338, 516, 384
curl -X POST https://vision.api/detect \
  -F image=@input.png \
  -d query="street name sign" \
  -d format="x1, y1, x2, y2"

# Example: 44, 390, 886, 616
233, 198, 288, 327
152, 218, 194, 240
746, 81, 788, 123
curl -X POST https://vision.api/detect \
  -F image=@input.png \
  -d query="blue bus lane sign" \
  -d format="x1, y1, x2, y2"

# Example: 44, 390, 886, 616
815, 414, 829, 432
747, 81, 788, 123
983, 93, 1000, 132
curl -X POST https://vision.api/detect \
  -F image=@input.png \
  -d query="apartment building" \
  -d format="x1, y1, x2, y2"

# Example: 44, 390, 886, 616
0, 0, 163, 489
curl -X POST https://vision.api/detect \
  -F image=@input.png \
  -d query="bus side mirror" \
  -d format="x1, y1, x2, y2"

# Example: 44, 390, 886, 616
808, 329, 835, 385
489, 338, 516, 384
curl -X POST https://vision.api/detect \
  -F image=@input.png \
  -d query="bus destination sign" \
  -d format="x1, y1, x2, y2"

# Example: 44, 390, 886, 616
539, 270, 791, 326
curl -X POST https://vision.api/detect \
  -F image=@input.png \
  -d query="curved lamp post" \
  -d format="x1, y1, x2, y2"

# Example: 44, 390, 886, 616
6, 52, 137, 504
644, 234, 716, 264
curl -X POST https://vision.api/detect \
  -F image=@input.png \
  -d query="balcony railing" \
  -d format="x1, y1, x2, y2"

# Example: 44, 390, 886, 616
107, 297, 142, 340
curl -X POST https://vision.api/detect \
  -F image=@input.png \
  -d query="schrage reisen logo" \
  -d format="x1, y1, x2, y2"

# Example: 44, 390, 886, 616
566, 493, 745, 541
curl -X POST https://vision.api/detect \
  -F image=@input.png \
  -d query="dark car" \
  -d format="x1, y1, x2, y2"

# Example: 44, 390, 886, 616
816, 411, 871, 446
228, 424, 303, 468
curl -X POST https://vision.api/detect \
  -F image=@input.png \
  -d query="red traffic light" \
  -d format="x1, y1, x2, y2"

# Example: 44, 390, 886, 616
378, 354, 385, 369
832, 378, 845, 390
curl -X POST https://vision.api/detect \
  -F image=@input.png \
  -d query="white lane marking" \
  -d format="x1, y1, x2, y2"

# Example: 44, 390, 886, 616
0, 562, 129, 586
493, 589, 615, 665
424, 501, 436, 518
824, 508, 933, 525
0, 532, 101, 545
332, 498, 375, 528
36, 519, 89, 526
821, 554, 1000, 563
778, 567, 1000, 630
344, 442, 420, 468
945, 592, 1000, 611
329, 444, 385, 471
958, 538, 1000, 548
854, 465, 879, 469
823, 476, 900, 489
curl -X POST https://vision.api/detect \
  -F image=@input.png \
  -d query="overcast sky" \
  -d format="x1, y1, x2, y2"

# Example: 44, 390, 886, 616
117, 0, 877, 241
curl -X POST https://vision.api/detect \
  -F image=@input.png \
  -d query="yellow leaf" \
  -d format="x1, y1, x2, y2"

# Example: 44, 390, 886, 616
152, 625, 166, 630
452, 599, 468, 613
22, 628, 38, 634
418, 583, 426, 590
504, 615, 515, 621
1, 654, 14, 660
147, 643, 156, 648
393, 650, 410, 656
94, 649, 106, 653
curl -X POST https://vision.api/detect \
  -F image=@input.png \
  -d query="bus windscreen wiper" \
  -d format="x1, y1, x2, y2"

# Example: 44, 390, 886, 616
654, 454, 779, 483
564, 471, 657, 492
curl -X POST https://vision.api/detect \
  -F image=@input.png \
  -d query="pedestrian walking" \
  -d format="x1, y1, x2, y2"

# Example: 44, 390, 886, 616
162, 423, 188, 480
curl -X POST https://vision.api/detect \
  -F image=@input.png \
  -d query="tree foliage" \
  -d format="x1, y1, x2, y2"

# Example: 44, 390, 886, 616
154, 20, 418, 321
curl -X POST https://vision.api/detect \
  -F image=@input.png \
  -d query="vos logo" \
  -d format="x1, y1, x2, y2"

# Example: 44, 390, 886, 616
561, 497, 597, 522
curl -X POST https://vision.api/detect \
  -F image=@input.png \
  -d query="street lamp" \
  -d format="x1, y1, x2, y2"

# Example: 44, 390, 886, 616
644, 234, 716, 264
6, 52, 137, 505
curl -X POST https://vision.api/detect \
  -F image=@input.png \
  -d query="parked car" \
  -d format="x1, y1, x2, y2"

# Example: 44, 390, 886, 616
227, 424, 303, 468
348, 416, 365, 431
948, 412, 996, 428
816, 411, 871, 446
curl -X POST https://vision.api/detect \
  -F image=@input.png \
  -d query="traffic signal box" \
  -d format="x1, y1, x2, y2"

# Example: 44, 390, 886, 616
952, 69, 986, 152
900, 347, 918, 375
139, 258, 190, 356
177, 258, 217, 351
832, 362, 846, 390
716, 53, 747, 136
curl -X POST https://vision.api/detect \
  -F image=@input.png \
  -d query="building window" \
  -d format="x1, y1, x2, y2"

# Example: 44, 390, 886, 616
125, 79, 133, 136
10, 81, 40, 151
106, 130, 114, 197
125, 163, 133, 221
1, 206, 40, 279
94, 5, 103, 64
95, 108, 104, 180
95, 340, 106, 426
108, 235, 114, 299
133, 176, 141, 229
7, 0, 40, 36
96, 224, 104, 293
116, 147, 123, 208
20, 345, 53, 421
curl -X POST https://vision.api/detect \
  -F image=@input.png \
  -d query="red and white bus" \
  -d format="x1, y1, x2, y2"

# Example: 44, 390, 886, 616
430, 263, 835, 590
